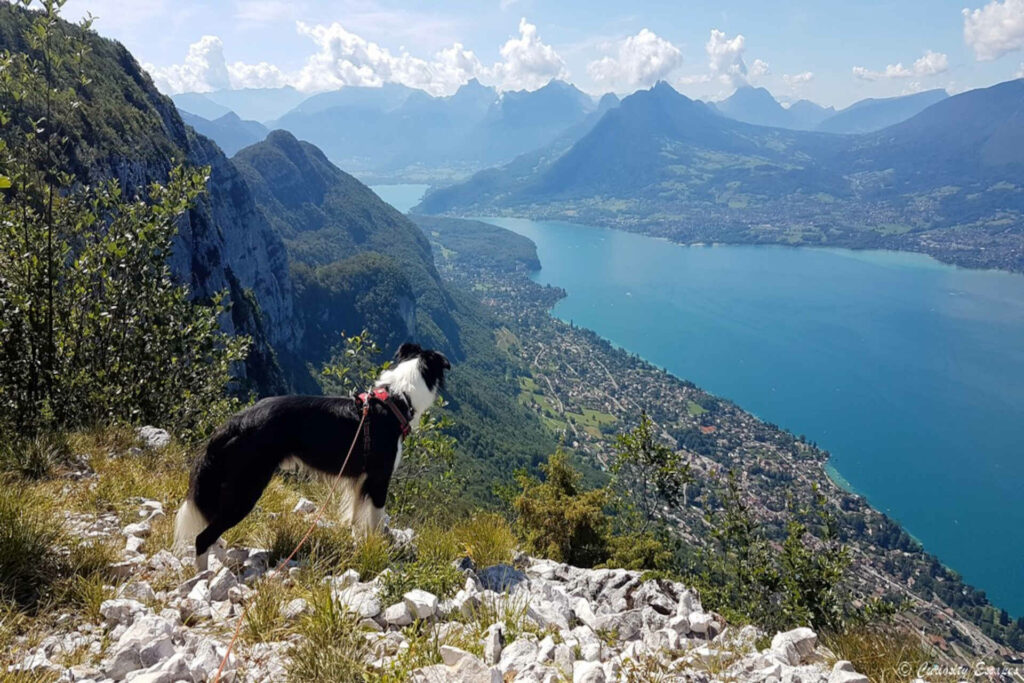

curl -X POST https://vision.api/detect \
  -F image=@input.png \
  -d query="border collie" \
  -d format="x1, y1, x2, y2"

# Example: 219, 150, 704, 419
173, 343, 450, 564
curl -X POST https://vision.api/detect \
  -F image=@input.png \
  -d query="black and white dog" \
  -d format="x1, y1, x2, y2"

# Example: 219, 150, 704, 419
174, 343, 450, 564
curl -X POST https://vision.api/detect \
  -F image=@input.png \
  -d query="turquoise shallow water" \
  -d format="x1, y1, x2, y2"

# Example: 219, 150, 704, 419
372, 184, 1024, 616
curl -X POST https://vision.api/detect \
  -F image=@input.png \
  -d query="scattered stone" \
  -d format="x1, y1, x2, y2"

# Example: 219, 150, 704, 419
293, 497, 317, 514
137, 426, 171, 450
771, 627, 818, 666
404, 588, 439, 620
282, 598, 309, 620
385, 601, 414, 627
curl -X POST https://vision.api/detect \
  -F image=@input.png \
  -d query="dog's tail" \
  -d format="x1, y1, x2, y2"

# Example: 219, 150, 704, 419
173, 425, 236, 552
173, 497, 208, 553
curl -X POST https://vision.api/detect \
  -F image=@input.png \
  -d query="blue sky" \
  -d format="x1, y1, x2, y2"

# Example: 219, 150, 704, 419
63, 0, 1024, 108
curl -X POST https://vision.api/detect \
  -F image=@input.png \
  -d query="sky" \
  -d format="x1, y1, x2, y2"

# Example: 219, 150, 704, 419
61, 0, 1024, 109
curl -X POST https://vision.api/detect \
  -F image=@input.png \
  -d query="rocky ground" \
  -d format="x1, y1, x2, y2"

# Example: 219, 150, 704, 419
9, 432, 876, 683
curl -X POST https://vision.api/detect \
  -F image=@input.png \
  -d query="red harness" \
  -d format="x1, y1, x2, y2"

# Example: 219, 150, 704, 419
357, 388, 412, 452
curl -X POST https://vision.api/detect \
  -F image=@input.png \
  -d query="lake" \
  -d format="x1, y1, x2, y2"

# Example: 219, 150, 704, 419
373, 184, 1024, 617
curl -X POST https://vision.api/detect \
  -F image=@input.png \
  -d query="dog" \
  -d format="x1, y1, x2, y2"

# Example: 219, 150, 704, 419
173, 343, 450, 565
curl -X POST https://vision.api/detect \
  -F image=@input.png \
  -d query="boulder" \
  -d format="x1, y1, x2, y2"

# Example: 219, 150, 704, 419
385, 601, 414, 627
99, 599, 146, 627
483, 622, 504, 665
137, 426, 171, 450
829, 660, 870, 683
770, 627, 818, 666
403, 589, 438, 620
573, 660, 606, 683
477, 564, 526, 592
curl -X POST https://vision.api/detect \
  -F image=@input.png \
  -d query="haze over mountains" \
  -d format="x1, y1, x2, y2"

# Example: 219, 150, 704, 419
419, 78, 1024, 272
171, 78, 957, 183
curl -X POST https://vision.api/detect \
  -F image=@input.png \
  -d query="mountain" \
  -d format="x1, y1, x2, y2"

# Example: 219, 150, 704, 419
232, 130, 553, 484
714, 85, 794, 128
816, 88, 948, 134
786, 98, 835, 129
418, 80, 1024, 272
713, 86, 833, 130
233, 130, 460, 365
175, 86, 308, 123
169, 92, 231, 120
0, 4, 300, 392
179, 110, 269, 156
270, 79, 597, 181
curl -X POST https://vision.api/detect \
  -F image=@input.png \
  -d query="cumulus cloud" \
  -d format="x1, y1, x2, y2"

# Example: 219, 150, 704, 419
782, 71, 814, 88
587, 29, 682, 90
749, 58, 770, 80
489, 18, 568, 91
852, 50, 949, 80
706, 29, 749, 87
146, 35, 231, 93
148, 17, 567, 96
963, 0, 1024, 60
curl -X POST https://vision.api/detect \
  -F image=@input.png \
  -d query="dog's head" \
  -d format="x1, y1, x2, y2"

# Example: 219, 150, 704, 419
394, 342, 451, 393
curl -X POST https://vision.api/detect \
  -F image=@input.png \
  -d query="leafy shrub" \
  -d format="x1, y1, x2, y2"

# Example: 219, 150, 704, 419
512, 449, 610, 567
453, 512, 516, 568
692, 473, 852, 633
0, 3, 247, 440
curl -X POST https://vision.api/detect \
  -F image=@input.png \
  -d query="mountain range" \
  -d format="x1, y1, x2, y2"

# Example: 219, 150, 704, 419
712, 85, 948, 133
418, 79, 1024, 272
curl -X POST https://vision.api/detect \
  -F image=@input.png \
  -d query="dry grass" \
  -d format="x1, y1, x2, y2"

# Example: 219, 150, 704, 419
823, 626, 935, 683
286, 584, 372, 682
453, 512, 516, 568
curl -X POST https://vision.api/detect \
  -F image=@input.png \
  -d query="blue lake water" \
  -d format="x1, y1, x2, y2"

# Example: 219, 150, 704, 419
371, 183, 431, 214
373, 184, 1024, 616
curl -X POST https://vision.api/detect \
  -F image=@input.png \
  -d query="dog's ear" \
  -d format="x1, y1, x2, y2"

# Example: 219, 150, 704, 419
395, 342, 422, 361
439, 353, 451, 370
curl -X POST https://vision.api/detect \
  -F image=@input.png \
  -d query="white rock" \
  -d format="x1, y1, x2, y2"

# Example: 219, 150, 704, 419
99, 599, 146, 627
498, 638, 539, 676
403, 589, 438, 620
385, 601, 414, 627
829, 661, 869, 683
771, 627, 817, 666
122, 521, 151, 538
118, 582, 156, 603
688, 611, 714, 635
483, 622, 504, 665
573, 660, 606, 683
439, 645, 474, 667
137, 426, 171, 450
293, 497, 317, 514
283, 598, 309, 620
187, 579, 211, 604
667, 614, 691, 635
208, 568, 237, 602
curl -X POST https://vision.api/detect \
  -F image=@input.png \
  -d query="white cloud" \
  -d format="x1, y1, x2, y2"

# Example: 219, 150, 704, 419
706, 29, 749, 87
489, 18, 568, 91
146, 35, 230, 93
749, 58, 770, 80
1017, 61, 1024, 76
852, 50, 949, 80
782, 71, 814, 88
587, 29, 682, 90
963, 0, 1024, 60
147, 17, 566, 96
146, 35, 292, 92
233, 0, 296, 23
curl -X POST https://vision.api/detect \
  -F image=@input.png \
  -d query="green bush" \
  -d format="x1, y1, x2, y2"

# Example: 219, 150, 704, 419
0, 2, 247, 440
512, 449, 610, 567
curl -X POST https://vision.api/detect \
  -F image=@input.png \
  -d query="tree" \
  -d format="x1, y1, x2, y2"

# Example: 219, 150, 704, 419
512, 449, 610, 567
609, 413, 691, 532
0, 1, 247, 438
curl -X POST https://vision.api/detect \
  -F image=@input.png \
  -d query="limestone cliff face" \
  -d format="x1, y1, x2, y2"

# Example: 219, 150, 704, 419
0, 6, 303, 393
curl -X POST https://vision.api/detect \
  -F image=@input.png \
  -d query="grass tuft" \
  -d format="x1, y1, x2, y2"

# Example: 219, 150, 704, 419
287, 584, 371, 682
823, 626, 934, 683
453, 512, 515, 568
0, 482, 64, 609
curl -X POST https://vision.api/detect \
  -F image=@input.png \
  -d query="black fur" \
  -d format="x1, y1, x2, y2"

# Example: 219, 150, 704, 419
182, 345, 449, 557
